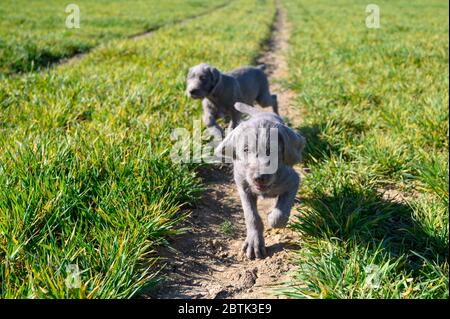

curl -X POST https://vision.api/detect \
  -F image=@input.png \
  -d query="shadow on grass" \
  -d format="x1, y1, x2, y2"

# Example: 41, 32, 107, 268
294, 186, 448, 272
296, 120, 369, 166
297, 123, 339, 165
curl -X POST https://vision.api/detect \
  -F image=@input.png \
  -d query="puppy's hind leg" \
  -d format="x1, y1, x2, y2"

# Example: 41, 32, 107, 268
257, 91, 279, 115
271, 94, 278, 115
226, 108, 241, 135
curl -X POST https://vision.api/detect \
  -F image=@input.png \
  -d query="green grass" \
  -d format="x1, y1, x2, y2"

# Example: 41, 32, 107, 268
283, 0, 448, 298
0, 0, 227, 75
220, 220, 236, 237
0, 0, 275, 298
2, 0, 447, 299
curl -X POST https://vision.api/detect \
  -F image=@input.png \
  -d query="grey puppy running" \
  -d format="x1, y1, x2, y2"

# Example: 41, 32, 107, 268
215, 103, 306, 259
186, 63, 278, 137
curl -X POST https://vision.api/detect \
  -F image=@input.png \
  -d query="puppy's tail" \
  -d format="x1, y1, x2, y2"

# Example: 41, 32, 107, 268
257, 64, 266, 71
234, 102, 261, 117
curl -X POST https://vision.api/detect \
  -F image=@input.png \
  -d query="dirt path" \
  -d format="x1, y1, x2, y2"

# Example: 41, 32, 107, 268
147, 1, 304, 299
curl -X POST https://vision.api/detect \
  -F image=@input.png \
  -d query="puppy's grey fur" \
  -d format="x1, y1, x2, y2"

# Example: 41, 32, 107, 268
215, 103, 306, 259
186, 63, 278, 137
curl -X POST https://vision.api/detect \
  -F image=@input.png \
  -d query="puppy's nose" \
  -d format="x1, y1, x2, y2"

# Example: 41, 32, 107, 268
254, 174, 270, 184
189, 88, 201, 96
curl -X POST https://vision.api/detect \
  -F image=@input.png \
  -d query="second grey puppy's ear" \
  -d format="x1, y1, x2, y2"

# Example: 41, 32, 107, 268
279, 125, 306, 166
208, 66, 221, 88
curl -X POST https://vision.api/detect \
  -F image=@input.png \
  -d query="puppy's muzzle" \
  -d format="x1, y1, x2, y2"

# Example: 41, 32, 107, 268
188, 88, 202, 98
253, 174, 273, 191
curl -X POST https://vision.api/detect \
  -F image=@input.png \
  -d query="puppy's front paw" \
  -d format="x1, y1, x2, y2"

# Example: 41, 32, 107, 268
268, 209, 289, 228
242, 233, 266, 259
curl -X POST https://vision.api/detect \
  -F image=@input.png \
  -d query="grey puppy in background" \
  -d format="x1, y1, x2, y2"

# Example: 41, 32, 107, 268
186, 63, 278, 137
215, 102, 306, 259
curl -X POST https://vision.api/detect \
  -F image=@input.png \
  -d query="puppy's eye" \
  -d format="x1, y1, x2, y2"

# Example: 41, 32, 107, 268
199, 75, 206, 81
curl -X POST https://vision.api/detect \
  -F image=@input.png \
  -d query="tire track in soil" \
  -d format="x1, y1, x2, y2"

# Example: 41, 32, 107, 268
57, 2, 232, 67
146, 0, 305, 299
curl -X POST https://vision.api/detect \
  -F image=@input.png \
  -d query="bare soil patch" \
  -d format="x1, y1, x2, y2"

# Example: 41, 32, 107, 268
147, 1, 305, 299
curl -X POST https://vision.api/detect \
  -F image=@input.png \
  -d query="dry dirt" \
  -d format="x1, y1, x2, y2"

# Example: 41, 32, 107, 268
147, 1, 306, 299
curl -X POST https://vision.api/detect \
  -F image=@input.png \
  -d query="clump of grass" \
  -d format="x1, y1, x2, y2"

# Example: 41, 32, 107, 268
0, 0, 276, 298
283, 241, 448, 299
220, 220, 236, 237
283, 0, 448, 299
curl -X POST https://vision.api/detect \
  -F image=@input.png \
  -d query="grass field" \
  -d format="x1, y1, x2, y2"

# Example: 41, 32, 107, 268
283, 0, 449, 298
0, 0, 275, 298
0, 0, 227, 74
0, 0, 448, 299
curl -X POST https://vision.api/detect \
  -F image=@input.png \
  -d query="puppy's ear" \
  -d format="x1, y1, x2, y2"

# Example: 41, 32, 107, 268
208, 66, 221, 87
234, 102, 261, 117
279, 125, 306, 166
214, 127, 237, 161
